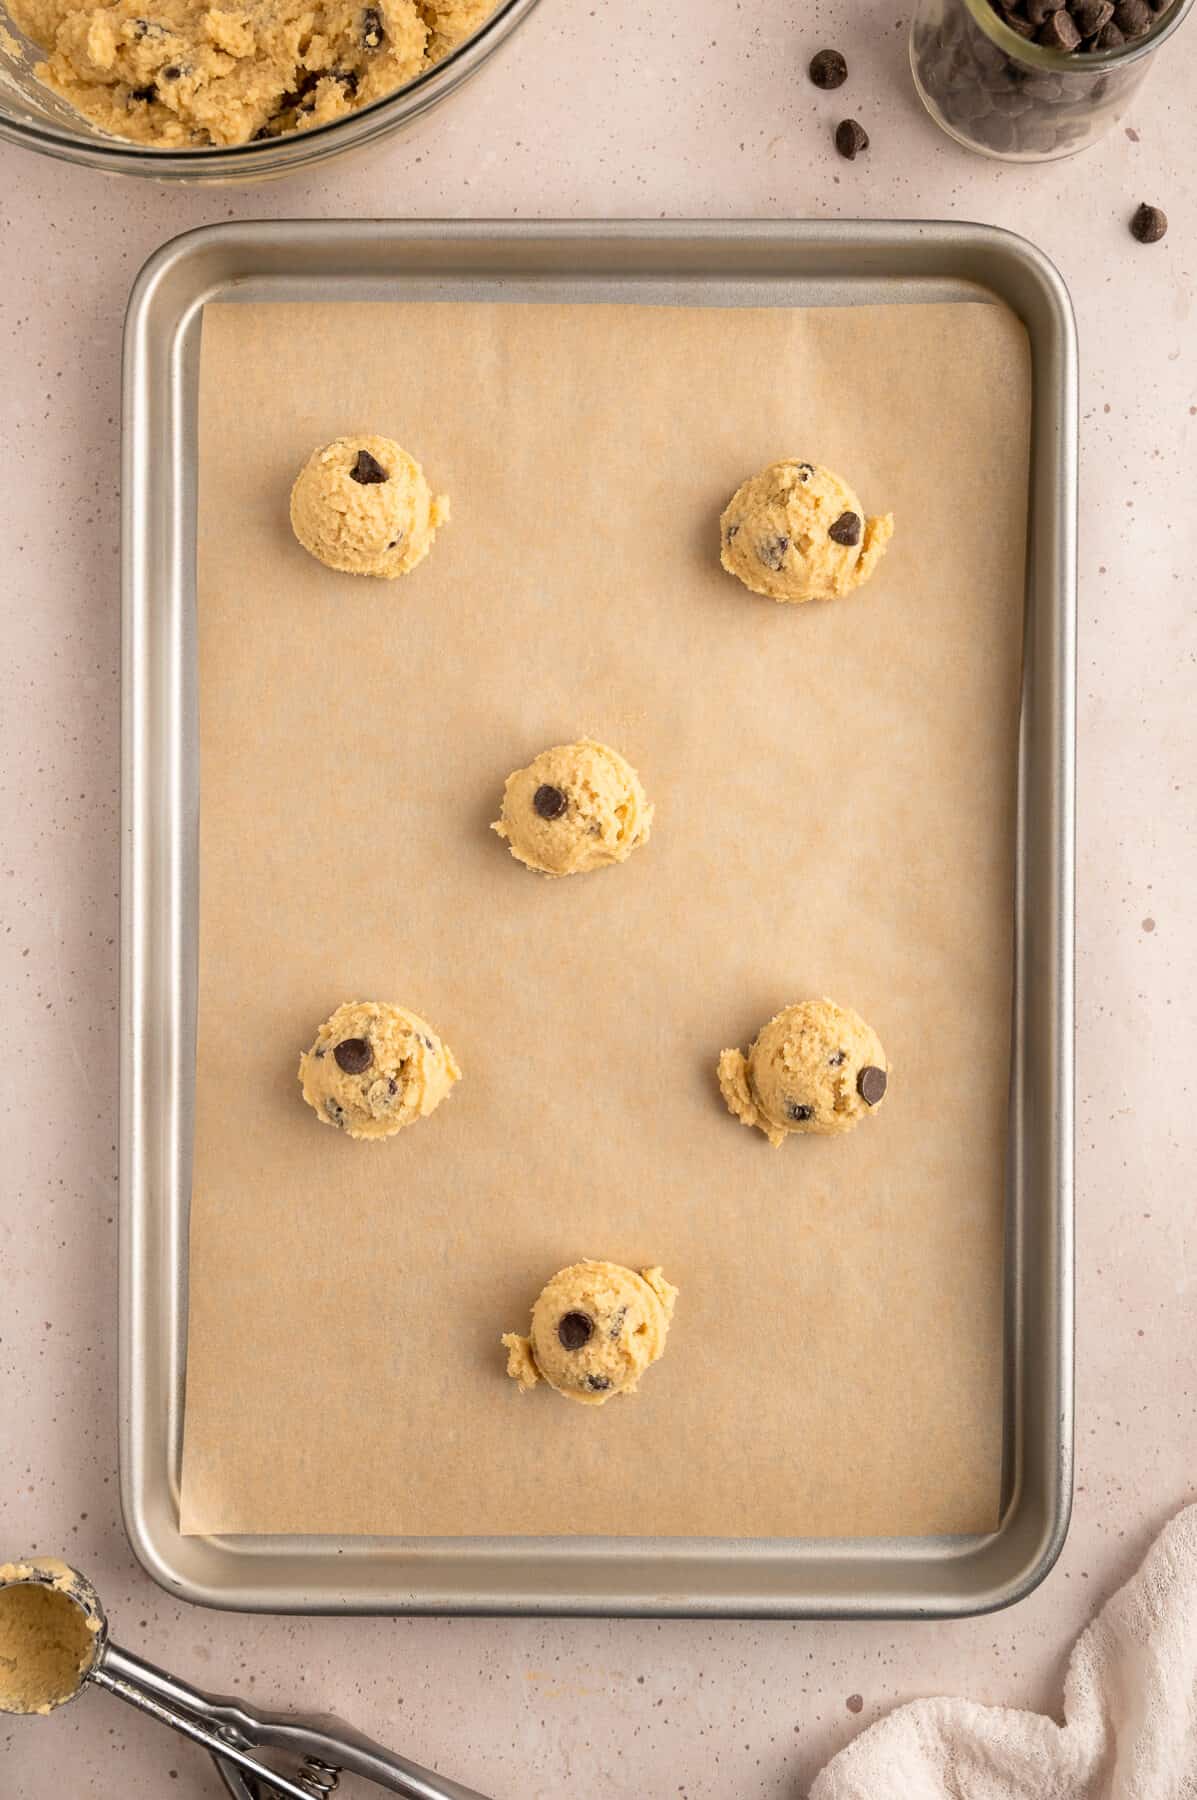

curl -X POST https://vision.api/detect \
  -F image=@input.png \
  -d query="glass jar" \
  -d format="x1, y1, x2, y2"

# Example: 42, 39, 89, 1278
909, 0, 1194, 161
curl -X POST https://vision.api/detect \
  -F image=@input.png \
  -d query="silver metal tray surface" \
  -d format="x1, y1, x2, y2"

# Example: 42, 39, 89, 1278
121, 219, 1076, 1618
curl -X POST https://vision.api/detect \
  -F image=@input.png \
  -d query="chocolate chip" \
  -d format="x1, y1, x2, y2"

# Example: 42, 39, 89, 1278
533, 783, 567, 821
557, 1311, 594, 1351
999, 7, 1038, 36
350, 448, 388, 484
162, 63, 181, 77
1024, 0, 1066, 22
795, 462, 814, 480
325, 1099, 347, 1128
130, 83, 157, 101
1093, 17, 1125, 40
333, 1037, 373, 1074
829, 510, 862, 546
1070, 0, 1113, 34
808, 47, 847, 88
787, 1101, 814, 1123
829, 1049, 847, 1067
337, 67, 359, 93
608, 1306, 628, 1340
858, 1066, 888, 1107
584, 1374, 612, 1392
387, 1077, 398, 1095
1037, 7, 1080, 45
361, 3, 383, 46
834, 118, 869, 159
1130, 202, 1167, 243
724, 522, 740, 542
1113, 0, 1152, 28
757, 534, 790, 571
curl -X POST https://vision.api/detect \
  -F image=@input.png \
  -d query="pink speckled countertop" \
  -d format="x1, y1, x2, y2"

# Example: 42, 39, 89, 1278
2, 2, 1196, 1794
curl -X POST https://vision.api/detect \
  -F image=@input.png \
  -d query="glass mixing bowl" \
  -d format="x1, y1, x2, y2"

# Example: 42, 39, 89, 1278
0, 0, 541, 179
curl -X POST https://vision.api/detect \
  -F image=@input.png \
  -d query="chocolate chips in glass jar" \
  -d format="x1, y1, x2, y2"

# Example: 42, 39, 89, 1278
912, 0, 1171, 159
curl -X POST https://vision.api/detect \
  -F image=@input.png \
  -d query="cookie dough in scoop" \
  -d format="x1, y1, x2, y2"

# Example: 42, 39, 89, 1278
299, 1000, 460, 1141
502, 1261, 678, 1405
720, 460, 893, 603
492, 738, 654, 877
290, 434, 448, 579
718, 998, 888, 1146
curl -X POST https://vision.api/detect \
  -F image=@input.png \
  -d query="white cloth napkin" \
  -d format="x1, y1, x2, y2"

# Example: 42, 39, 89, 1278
811, 1504, 1197, 1800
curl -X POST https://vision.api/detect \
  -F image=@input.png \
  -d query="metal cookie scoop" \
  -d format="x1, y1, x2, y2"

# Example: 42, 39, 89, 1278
0, 1560, 492, 1800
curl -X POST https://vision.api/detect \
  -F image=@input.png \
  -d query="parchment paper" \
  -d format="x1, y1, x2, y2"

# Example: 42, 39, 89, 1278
180, 295, 1030, 1539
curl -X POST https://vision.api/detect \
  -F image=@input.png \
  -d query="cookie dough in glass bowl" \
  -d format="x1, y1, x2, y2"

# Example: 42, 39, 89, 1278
0, 0, 541, 177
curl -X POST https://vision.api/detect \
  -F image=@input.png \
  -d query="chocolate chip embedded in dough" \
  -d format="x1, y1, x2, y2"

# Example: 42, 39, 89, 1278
350, 448, 388, 484
533, 783, 568, 821
809, 47, 848, 88
725, 522, 740, 542
829, 510, 862, 546
758, 534, 790, 571
325, 1099, 347, 1128
584, 1374, 612, 1392
834, 118, 869, 159
333, 1037, 373, 1074
361, 4, 384, 46
828, 1049, 847, 1067
130, 84, 157, 101
557, 1311, 595, 1351
858, 1066, 888, 1106
787, 1101, 814, 1123
1130, 202, 1167, 243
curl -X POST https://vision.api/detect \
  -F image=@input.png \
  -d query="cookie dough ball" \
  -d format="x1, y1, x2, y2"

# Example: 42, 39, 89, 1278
720, 460, 893, 604
290, 435, 449, 579
492, 739, 654, 878
502, 1261, 678, 1405
298, 1000, 460, 1141
718, 998, 888, 1146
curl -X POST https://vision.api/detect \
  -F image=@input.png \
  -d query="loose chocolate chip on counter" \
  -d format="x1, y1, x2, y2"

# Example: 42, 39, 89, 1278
787, 1101, 814, 1122
1093, 18, 1126, 41
350, 448, 388, 484
361, 3, 384, 46
1071, 0, 1114, 35
808, 47, 848, 88
834, 118, 869, 159
533, 783, 568, 821
558, 1311, 595, 1351
1130, 201, 1168, 242
333, 1037, 373, 1073
858, 1066, 888, 1107
757, 534, 790, 571
1037, 7, 1081, 46
1112, 0, 1152, 31
829, 510, 862, 546
585, 1374, 612, 1392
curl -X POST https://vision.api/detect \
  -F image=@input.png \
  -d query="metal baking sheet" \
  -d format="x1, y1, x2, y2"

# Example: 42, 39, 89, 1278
120, 219, 1075, 1617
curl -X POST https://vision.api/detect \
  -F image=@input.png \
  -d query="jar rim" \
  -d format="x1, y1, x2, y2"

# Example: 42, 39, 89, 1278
961, 0, 1195, 68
